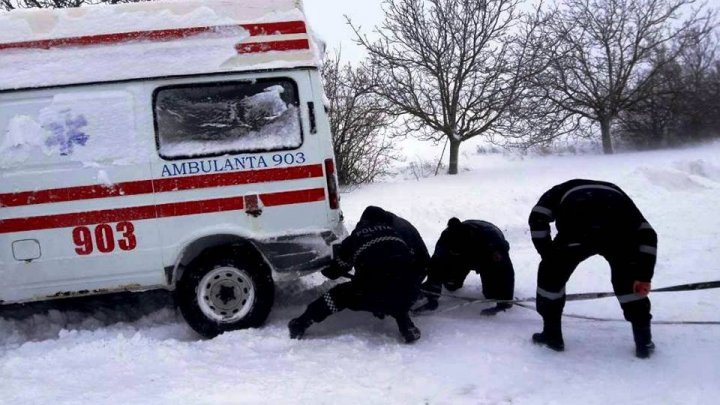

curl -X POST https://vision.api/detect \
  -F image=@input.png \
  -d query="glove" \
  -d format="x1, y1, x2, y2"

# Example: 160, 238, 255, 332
536, 244, 552, 260
539, 239, 568, 261
321, 262, 345, 280
421, 281, 441, 298
443, 279, 464, 291
480, 302, 511, 316
633, 281, 651, 297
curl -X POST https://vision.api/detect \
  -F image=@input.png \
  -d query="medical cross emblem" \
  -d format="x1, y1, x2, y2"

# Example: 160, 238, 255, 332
45, 110, 89, 156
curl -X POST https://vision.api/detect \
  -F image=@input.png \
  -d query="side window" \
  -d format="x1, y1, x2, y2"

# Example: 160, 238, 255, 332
153, 79, 303, 159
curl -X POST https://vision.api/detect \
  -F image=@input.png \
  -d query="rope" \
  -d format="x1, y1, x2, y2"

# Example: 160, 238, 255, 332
427, 280, 720, 304
512, 302, 720, 325
416, 280, 720, 325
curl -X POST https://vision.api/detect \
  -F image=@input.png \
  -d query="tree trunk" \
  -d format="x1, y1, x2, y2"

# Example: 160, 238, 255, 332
448, 138, 461, 175
600, 117, 614, 154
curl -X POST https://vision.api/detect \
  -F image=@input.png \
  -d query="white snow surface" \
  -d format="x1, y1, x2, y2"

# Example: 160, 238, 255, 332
2, 143, 720, 404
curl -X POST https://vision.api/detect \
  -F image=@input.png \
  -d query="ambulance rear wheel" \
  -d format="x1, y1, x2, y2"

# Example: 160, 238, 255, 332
177, 243, 274, 338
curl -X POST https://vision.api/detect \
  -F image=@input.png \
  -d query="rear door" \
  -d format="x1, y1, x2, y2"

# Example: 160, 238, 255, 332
0, 85, 164, 303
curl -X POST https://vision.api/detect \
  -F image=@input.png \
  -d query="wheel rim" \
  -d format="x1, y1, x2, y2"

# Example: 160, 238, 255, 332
197, 266, 255, 323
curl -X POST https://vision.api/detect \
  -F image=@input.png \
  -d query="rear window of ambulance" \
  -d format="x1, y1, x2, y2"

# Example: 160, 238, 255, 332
0, 90, 142, 169
153, 78, 303, 159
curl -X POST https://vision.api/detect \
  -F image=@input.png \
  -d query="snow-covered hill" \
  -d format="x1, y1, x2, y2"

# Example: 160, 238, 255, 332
2, 143, 720, 404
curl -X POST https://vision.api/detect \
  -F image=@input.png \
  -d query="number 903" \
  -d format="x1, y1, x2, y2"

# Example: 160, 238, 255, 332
72, 221, 137, 255
272, 152, 306, 166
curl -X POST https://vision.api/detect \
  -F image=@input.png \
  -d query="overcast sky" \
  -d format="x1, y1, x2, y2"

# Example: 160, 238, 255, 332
302, 0, 384, 63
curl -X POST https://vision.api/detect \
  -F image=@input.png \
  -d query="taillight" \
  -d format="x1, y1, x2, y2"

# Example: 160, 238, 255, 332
324, 158, 339, 209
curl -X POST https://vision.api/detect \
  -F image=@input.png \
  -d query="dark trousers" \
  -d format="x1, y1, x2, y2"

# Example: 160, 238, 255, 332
302, 281, 416, 324
478, 254, 515, 301
426, 252, 515, 301
536, 240, 652, 326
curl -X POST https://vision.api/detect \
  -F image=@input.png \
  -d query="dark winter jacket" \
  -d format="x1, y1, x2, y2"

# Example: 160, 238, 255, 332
528, 179, 657, 281
358, 206, 431, 282
428, 218, 514, 298
327, 215, 418, 300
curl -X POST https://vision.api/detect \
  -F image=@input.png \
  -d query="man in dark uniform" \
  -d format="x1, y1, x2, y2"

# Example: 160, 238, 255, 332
361, 206, 431, 285
288, 206, 423, 343
418, 218, 515, 316
529, 179, 657, 358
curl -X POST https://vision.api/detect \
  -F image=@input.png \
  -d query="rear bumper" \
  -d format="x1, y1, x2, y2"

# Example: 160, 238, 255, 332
254, 223, 348, 281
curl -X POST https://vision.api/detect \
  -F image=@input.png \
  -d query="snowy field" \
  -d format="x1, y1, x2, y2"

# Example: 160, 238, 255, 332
2, 142, 720, 404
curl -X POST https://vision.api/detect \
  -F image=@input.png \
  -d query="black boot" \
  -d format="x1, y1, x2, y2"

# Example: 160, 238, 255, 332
532, 316, 564, 352
288, 315, 313, 339
395, 313, 421, 343
413, 282, 441, 313
288, 293, 336, 339
480, 302, 512, 316
632, 323, 655, 359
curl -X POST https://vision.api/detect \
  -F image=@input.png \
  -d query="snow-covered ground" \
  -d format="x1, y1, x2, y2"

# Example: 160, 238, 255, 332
2, 142, 720, 404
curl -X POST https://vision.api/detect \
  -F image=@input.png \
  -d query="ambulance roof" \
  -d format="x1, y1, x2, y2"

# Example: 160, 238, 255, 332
0, 0, 320, 91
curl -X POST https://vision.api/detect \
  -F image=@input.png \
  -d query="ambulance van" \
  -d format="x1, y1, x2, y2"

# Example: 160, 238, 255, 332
0, 0, 346, 337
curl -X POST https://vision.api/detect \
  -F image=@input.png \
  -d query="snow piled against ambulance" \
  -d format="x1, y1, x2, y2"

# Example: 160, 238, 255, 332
0, 0, 319, 90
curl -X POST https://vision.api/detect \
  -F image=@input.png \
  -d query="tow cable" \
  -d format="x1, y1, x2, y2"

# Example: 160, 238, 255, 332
415, 280, 720, 325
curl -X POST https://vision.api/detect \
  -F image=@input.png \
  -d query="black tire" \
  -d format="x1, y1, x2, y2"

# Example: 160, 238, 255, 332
176, 243, 274, 338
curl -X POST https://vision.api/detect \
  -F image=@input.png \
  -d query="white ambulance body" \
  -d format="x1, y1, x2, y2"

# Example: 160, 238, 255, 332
0, 0, 345, 337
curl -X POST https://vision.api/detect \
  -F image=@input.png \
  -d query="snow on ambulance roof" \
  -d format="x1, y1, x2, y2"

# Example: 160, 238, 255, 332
0, 0, 320, 91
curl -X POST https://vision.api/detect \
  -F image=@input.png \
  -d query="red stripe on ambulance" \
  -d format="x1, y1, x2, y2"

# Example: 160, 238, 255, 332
1, 204, 158, 234
235, 39, 310, 54
241, 21, 307, 36
0, 21, 307, 51
0, 188, 326, 234
259, 188, 326, 207
0, 164, 323, 208
0, 181, 154, 208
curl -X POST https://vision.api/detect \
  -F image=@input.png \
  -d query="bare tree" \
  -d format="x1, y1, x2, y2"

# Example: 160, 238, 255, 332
619, 34, 720, 148
322, 53, 398, 185
617, 50, 684, 148
350, 0, 543, 174
534, 0, 716, 154
673, 31, 720, 140
1, 0, 147, 10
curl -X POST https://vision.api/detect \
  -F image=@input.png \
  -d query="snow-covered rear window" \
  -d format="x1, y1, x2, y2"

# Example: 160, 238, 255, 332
0, 90, 144, 169
154, 79, 303, 159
